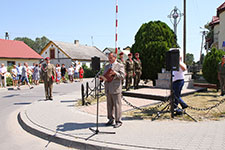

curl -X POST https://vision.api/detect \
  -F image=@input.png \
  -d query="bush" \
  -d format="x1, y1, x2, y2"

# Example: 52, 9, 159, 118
202, 47, 225, 84
6, 77, 13, 86
82, 64, 97, 78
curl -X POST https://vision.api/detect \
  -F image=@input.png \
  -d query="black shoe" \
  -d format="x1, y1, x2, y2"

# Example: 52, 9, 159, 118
49, 97, 53, 100
182, 104, 188, 109
114, 122, 122, 128
30, 87, 34, 89
105, 120, 114, 126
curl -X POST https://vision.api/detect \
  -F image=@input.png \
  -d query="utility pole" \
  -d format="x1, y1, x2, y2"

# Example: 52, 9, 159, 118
200, 29, 208, 64
183, 0, 186, 63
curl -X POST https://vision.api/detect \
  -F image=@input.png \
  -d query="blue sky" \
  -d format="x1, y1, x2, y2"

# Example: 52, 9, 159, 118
0, 0, 224, 61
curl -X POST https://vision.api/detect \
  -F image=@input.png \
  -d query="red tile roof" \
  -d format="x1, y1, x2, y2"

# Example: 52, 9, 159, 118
209, 16, 220, 26
217, 2, 225, 16
0, 39, 42, 59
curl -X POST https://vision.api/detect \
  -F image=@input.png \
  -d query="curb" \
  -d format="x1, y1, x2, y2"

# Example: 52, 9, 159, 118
17, 112, 120, 150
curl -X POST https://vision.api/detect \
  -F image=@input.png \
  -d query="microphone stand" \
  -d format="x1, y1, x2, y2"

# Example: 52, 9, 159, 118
86, 78, 115, 140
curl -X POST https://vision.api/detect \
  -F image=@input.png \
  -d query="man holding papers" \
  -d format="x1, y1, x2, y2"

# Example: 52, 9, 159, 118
100, 52, 125, 128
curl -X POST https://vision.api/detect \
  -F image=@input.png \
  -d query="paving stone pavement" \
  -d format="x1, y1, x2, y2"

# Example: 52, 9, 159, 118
18, 88, 225, 150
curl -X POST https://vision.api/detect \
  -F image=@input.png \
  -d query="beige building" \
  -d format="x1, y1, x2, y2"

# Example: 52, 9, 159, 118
0, 39, 42, 66
209, 2, 225, 50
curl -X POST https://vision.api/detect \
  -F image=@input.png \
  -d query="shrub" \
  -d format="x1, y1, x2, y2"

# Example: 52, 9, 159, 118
202, 47, 225, 84
82, 64, 98, 78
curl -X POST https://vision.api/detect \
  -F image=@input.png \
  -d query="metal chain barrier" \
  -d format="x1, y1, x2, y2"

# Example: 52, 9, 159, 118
187, 98, 225, 111
122, 96, 170, 112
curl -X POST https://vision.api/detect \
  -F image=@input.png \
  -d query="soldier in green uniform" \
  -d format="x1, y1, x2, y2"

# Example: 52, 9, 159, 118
133, 52, 142, 89
117, 52, 126, 86
125, 53, 134, 91
117, 52, 126, 66
218, 55, 225, 96
41, 57, 56, 100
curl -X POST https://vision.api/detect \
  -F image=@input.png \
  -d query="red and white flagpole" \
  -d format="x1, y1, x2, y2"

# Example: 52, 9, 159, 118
115, 0, 118, 54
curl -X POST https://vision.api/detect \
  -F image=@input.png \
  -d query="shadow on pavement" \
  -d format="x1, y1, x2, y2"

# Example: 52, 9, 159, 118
57, 122, 105, 131
14, 102, 32, 105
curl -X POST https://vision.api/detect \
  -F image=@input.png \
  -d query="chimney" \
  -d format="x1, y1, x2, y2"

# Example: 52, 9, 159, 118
5, 32, 9, 40
74, 40, 79, 45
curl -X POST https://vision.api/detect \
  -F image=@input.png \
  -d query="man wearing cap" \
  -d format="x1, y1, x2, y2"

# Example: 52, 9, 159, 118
133, 53, 142, 89
117, 52, 125, 66
40, 57, 56, 100
125, 53, 134, 91
218, 55, 225, 96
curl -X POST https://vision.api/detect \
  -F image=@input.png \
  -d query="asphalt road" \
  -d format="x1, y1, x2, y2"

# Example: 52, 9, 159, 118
0, 78, 94, 150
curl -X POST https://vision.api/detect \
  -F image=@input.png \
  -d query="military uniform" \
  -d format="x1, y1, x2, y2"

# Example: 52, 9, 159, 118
41, 63, 56, 100
125, 59, 134, 90
218, 62, 225, 95
117, 58, 126, 86
133, 58, 142, 89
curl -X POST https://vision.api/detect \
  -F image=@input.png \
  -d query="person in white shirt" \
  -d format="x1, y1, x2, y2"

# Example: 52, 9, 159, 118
17, 62, 33, 90
172, 57, 188, 109
11, 65, 18, 88
74, 63, 80, 82
68, 65, 74, 83
17, 63, 23, 85
0, 63, 7, 88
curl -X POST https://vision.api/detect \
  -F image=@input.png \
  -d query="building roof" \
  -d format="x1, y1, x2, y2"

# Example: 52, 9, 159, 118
0, 39, 43, 59
209, 16, 220, 26
217, 2, 225, 16
103, 47, 129, 60
49, 41, 108, 61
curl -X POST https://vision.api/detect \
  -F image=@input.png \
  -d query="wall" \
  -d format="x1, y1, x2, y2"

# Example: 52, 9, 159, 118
0, 58, 40, 67
219, 11, 225, 50
213, 24, 220, 49
41, 43, 68, 60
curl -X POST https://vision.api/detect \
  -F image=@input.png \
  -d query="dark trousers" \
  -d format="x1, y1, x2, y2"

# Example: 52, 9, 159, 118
172, 79, 187, 108
44, 80, 53, 99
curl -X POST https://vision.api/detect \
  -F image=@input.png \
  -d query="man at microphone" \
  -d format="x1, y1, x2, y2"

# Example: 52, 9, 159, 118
100, 52, 125, 128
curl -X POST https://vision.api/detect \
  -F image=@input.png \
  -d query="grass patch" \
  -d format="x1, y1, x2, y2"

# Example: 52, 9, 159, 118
123, 89, 225, 121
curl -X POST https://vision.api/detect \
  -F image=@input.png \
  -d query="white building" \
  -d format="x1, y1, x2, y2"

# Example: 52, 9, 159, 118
40, 40, 108, 68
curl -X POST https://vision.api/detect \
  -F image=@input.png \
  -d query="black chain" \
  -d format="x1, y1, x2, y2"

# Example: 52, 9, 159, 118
187, 98, 225, 111
122, 97, 170, 112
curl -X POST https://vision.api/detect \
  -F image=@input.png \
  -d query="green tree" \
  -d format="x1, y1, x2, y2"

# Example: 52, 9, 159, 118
185, 53, 194, 66
202, 47, 225, 84
14, 36, 50, 54
34, 36, 50, 54
131, 20, 177, 85
14, 37, 36, 50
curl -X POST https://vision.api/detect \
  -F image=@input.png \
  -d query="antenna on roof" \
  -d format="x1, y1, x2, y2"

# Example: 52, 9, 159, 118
91, 36, 94, 46
5, 32, 9, 40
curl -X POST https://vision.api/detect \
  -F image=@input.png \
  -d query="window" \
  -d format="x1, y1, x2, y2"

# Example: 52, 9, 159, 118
50, 48, 55, 59
7, 61, 15, 66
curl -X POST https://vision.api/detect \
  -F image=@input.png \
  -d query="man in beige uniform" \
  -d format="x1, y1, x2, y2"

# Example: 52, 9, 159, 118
41, 57, 56, 100
101, 52, 125, 128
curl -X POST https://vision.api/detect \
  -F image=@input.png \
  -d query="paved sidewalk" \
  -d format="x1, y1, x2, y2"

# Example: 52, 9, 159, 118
18, 88, 225, 150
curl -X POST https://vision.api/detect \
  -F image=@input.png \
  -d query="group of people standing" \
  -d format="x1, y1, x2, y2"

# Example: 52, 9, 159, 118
55, 63, 84, 84
117, 52, 142, 91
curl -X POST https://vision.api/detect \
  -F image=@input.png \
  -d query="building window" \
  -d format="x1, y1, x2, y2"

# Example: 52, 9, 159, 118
50, 48, 55, 59
7, 61, 15, 66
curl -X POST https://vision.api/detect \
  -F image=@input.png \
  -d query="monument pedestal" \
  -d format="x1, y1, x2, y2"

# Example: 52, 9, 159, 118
155, 71, 193, 89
